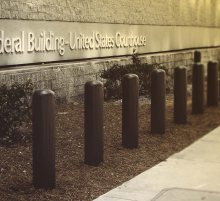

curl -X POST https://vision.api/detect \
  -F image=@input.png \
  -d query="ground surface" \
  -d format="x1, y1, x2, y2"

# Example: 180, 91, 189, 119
1, 94, 220, 201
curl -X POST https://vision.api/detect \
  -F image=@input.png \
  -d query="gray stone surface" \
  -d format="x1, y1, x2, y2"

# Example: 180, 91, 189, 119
94, 126, 220, 201
1, 0, 220, 27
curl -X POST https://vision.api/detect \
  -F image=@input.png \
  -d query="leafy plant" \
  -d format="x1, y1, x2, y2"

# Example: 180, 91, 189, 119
0, 79, 33, 144
100, 52, 169, 100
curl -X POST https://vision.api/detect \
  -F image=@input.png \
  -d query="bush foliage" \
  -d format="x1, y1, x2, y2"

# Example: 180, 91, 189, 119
0, 79, 33, 144
100, 52, 169, 100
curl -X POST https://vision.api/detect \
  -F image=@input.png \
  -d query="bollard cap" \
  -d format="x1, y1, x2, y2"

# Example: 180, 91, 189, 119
208, 60, 219, 66
194, 51, 201, 55
123, 74, 138, 80
85, 81, 103, 87
151, 69, 165, 75
175, 66, 186, 70
33, 89, 55, 97
193, 63, 204, 68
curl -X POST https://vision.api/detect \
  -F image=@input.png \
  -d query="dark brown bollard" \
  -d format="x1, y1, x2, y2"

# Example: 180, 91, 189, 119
151, 69, 166, 134
174, 66, 187, 124
194, 51, 201, 63
84, 81, 103, 167
219, 78, 220, 100
207, 61, 219, 106
122, 74, 139, 149
192, 63, 204, 114
33, 90, 55, 190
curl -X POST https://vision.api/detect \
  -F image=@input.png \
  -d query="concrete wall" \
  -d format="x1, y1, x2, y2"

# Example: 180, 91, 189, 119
0, 47, 219, 104
1, 0, 220, 27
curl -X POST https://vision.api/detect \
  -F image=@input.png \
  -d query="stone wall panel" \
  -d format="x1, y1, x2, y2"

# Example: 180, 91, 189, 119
1, 0, 220, 27
0, 47, 219, 104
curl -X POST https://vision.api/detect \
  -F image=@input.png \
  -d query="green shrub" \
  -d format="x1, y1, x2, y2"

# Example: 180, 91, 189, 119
100, 52, 169, 100
0, 79, 33, 144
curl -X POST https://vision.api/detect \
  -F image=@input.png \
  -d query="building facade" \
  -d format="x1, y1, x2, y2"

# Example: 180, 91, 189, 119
0, 0, 220, 103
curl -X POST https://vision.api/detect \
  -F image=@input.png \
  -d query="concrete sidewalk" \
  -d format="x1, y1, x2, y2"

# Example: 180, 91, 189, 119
94, 126, 220, 201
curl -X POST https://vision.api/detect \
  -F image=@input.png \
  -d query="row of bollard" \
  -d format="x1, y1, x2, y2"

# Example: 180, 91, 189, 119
193, 51, 219, 113
32, 51, 219, 189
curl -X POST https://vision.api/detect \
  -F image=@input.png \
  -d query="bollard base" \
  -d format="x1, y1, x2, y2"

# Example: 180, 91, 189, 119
85, 160, 103, 167
33, 182, 56, 190
122, 141, 138, 149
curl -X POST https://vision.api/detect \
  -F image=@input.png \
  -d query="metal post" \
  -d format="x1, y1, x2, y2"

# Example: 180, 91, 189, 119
194, 51, 201, 63
122, 74, 139, 149
84, 81, 103, 167
174, 66, 187, 124
33, 90, 55, 190
207, 61, 219, 106
151, 69, 166, 134
192, 63, 204, 114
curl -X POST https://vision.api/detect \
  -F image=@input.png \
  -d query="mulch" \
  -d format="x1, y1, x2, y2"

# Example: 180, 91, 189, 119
1, 94, 220, 200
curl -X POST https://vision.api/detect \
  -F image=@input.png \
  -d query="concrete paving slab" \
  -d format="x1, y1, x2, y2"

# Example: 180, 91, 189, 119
94, 126, 220, 201
93, 197, 131, 201
95, 159, 220, 200
152, 188, 220, 201
200, 126, 220, 142
94, 187, 155, 201
200, 134, 220, 142
170, 140, 220, 163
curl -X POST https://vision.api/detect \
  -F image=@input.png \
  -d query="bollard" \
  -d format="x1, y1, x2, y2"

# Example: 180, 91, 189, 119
33, 90, 55, 190
194, 51, 201, 63
151, 69, 166, 134
174, 66, 187, 124
219, 78, 220, 100
207, 61, 219, 106
84, 81, 103, 167
122, 74, 139, 149
192, 63, 204, 114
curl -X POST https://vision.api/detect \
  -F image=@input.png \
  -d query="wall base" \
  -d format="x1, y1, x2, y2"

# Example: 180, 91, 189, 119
0, 47, 219, 104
